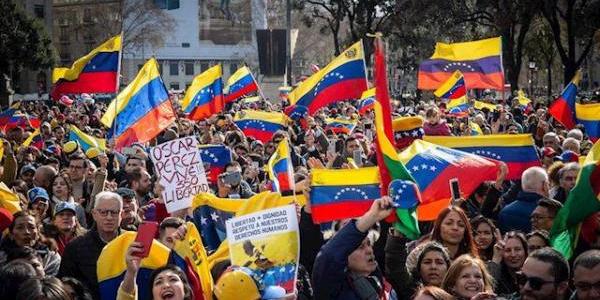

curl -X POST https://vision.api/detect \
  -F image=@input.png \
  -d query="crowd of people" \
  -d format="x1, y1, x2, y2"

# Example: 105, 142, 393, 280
0, 90, 599, 300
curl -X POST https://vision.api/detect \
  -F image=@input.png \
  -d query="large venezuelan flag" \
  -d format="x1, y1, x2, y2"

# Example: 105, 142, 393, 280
548, 71, 580, 129
324, 118, 357, 134
398, 140, 499, 220
309, 167, 381, 223
418, 37, 504, 90
51, 34, 121, 99
199, 144, 232, 184
192, 193, 245, 252
182, 65, 224, 121
69, 125, 106, 152
97, 232, 171, 300
575, 103, 600, 142
267, 139, 294, 193
434, 70, 467, 100
287, 41, 367, 115
224, 66, 258, 103
424, 134, 540, 180
101, 58, 176, 149
233, 110, 288, 143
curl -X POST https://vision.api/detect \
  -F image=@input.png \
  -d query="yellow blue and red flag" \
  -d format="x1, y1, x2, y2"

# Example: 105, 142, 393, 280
517, 90, 532, 110
0, 182, 21, 214
101, 58, 176, 149
21, 128, 43, 150
324, 118, 357, 135
418, 37, 504, 90
182, 65, 224, 121
474, 100, 498, 112
267, 139, 294, 193
446, 98, 470, 117
51, 34, 121, 100
357, 88, 375, 114
224, 66, 258, 103
172, 222, 213, 300
69, 125, 106, 152
234, 110, 288, 143
398, 140, 499, 220
199, 145, 232, 184
192, 193, 246, 252
1, 104, 40, 133
424, 134, 540, 180
434, 70, 467, 101
575, 102, 600, 142
286, 41, 367, 117
549, 71, 581, 129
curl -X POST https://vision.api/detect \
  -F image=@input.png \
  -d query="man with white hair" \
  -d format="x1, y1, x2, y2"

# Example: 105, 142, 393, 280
567, 128, 584, 141
543, 132, 561, 153
562, 137, 581, 154
59, 191, 123, 299
498, 167, 550, 233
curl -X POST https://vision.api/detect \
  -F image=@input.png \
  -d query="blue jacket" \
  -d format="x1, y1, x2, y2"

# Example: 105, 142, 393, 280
498, 191, 543, 233
312, 220, 384, 300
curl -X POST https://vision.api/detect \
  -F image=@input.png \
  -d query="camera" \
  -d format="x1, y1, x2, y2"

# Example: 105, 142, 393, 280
219, 171, 242, 186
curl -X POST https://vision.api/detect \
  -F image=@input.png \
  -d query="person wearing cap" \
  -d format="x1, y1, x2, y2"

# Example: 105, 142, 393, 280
27, 187, 50, 223
43, 201, 87, 255
116, 187, 140, 230
541, 146, 558, 169
19, 164, 36, 189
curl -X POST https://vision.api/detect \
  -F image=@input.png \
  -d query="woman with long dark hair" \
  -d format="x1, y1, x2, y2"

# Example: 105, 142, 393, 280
429, 206, 478, 260
470, 216, 498, 262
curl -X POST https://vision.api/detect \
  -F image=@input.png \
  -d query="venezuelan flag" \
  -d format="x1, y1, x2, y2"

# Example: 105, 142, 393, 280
171, 222, 213, 300
97, 232, 171, 300
192, 193, 245, 251
21, 128, 43, 150
2, 112, 40, 133
182, 65, 224, 121
434, 70, 467, 100
199, 144, 232, 184
0, 102, 19, 126
398, 140, 499, 220
446, 98, 470, 117
357, 88, 375, 114
474, 100, 498, 111
267, 139, 294, 192
424, 134, 539, 180
233, 110, 288, 143
287, 41, 367, 116
324, 118, 357, 134
575, 102, 600, 141
549, 71, 580, 129
418, 37, 504, 90
517, 90, 532, 110
69, 125, 106, 152
469, 122, 483, 135
309, 167, 381, 223
101, 58, 176, 149
224, 66, 258, 103
51, 34, 121, 100
0, 182, 21, 214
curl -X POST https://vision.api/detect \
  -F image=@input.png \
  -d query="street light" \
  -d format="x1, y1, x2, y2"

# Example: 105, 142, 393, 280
528, 61, 536, 96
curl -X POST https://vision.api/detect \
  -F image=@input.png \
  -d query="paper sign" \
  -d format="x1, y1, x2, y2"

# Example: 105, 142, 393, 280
225, 205, 299, 295
150, 136, 210, 213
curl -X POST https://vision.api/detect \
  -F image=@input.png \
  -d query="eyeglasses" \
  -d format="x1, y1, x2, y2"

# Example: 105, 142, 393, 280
516, 271, 554, 290
574, 281, 600, 293
95, 208, 120, 217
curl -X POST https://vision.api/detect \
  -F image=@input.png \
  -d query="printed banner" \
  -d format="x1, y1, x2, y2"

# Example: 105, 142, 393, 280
150, 136, 210, 212
225, 205, 299, 295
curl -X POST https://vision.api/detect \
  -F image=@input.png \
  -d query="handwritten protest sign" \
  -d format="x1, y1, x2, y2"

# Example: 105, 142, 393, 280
225, 205, 299, 295
150, 137, 210, 212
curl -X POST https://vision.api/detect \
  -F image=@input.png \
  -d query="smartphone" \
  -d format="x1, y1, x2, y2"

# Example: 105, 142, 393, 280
327, 140, 336, 154
353, 149, 363, 167
221, 171, 242, 186
449, 178, 461, 201
251, 161, 259, 169
134, 221, 158, 258
144, 203, 156, 221
122, 147, 136, 156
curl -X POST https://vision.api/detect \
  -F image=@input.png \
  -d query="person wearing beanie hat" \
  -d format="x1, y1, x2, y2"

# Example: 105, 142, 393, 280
27, 187, 50, 221
541, 146, 557, 169
19, 164, 36, 188
392, 116, 424, 150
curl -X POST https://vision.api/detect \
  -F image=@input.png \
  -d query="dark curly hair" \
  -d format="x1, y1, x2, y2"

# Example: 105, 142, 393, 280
148, 264, 193, 300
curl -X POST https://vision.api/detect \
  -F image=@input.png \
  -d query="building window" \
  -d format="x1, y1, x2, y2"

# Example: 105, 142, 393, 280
34, 5, 44, 19
185, 61, 194, 76
170, 82, 180, 90
154, 0, 179, 10
169, 61, 179, 76
200, 62, 209, 72
185, 82, 191, 90
229, 63, 238, 76
181, 42, 190, 48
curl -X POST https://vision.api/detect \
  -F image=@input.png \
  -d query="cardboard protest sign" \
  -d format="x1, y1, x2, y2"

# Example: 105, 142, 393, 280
150, 136, 210, 213
225, 204, 299, 295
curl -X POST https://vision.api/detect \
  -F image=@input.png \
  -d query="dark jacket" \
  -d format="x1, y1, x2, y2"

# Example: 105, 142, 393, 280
0, 238, 61, 276
312, 220, 385, 300
299, 208, 324, 275
486, 261, 519, 296
384, 234, 417, 299
498, 191, 544, 233
59, 227, 119, 300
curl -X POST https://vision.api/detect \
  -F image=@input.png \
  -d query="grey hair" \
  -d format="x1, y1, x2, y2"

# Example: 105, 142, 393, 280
543, 132, 559, 142
567, 129, 583, 141
93, 191, 123, 210
559, 162, 581, 178
562, 137, 580, 151
521, 167, 548, 193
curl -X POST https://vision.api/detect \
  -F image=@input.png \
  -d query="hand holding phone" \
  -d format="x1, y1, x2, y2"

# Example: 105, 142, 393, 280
449, 178, 461, 204
134, 221, 158, 258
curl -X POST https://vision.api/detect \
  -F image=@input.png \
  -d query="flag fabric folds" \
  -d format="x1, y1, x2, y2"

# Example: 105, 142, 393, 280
0, 182, 21, 214
21, 128, 43, 150
517, 90, 531, 109
446, 98, 470, 117
69, 125, 106, 152
575, 103, 600, 142
324, 118, 357, 134
224, 66, 258, 103
199, 145, 232, 184
234, 110, 288, 143
418, 37, 504, 90
1, 111, 40, 133
474, 100, 497, 112
172, 222, 213, 300
51, 34, 121, 99
357, 88, 375, 114
97, 232, 171, 300
424, 134, 540, 180
434, 70, 467, 101
182, 65, 224, 121
101, 58, 176, 149
398, 140, 499, 220
192, 193, 245, 252
550, 141, 600, 259
548, 71, 581, 129
286, 41, 368, 116
309, 167, 381, 223
267, 139, 295, 193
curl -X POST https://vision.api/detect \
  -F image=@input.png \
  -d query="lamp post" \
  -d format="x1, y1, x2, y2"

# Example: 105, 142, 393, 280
528, 61, 536, 96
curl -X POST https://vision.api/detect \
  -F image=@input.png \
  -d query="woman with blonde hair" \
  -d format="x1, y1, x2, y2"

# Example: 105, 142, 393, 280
441, 255, 495, 300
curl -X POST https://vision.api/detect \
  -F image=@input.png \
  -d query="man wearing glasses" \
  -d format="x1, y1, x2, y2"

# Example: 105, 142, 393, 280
516, 247, 569, 300
59, 191, 123, 299
68, 153, 93, 205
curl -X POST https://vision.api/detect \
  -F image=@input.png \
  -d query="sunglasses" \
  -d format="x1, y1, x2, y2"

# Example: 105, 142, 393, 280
516, 271, 554, 290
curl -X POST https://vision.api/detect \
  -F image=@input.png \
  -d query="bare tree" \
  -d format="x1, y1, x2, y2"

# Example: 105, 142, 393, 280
120, 0, 176, 54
